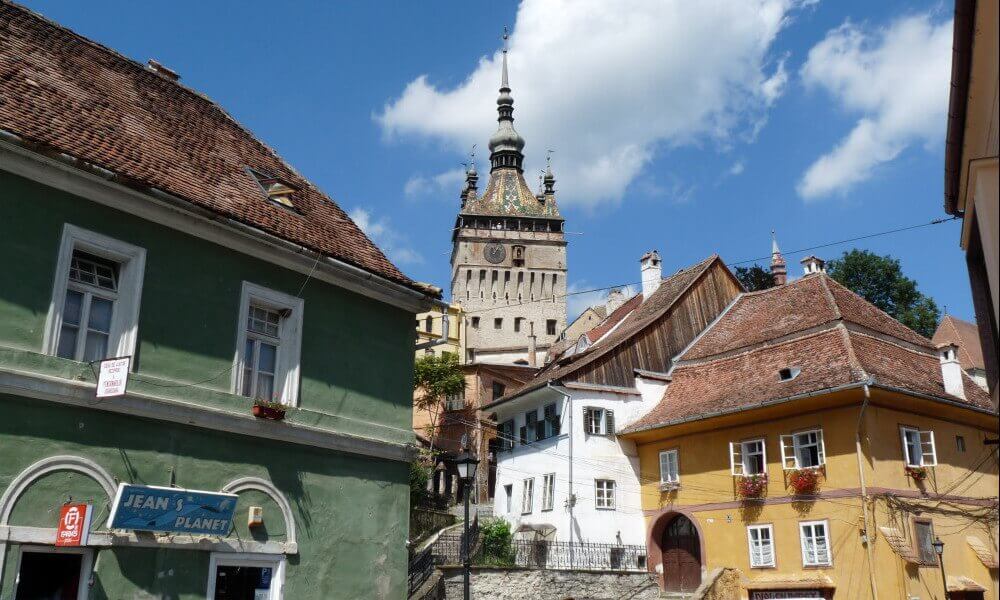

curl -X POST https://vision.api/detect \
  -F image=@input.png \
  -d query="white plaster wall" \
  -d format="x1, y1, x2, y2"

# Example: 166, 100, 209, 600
493, 386, 664, 548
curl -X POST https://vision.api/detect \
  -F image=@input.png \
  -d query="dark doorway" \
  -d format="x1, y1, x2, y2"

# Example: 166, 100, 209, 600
213, 564, 274, 599
15, 550, 82, 600
661, 514, 701, 592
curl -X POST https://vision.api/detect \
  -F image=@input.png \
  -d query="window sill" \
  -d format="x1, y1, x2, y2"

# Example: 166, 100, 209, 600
749, 564, 777, 570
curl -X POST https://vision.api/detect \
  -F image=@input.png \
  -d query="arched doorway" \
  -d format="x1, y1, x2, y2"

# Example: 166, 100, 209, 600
661, 514, 701, 592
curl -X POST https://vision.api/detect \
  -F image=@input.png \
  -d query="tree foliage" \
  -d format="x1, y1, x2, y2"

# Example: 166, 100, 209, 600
734, 264, 775, 292
413, 352, 466, 453
827, 249, 940, 338
476, 518, 515, 567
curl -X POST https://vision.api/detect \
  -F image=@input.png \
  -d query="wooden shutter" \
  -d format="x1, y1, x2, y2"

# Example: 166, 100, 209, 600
920, 430, 937, 466
605, 409, 615, 437
780, 435, 796, 470
729, 441, 744, 475
584, 407, 595, 435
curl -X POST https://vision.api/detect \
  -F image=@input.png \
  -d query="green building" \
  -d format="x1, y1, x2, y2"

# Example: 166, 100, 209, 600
0, 4, 437, 599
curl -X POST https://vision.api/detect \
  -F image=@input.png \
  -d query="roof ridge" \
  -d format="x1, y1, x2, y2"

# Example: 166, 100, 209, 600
676, 322, 843, 368
818, 274, 843, 321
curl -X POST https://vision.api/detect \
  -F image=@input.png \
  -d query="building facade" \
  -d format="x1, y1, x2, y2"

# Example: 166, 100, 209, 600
0, 5, 436, 599
483, 254, 742, 550
449, 46, 567, 366
415, 303, 465, 360
623, 264, 999, 598
944, 0, 999, 410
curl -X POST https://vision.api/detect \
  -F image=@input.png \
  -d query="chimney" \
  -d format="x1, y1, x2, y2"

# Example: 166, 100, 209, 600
605, 287, 626, 314
640, 251, 662, 300
528, 321, 538, 367
146, 59, 180, 82
800, 255, 826, 275
937, 343, 965, 398
770, 233, 787, 286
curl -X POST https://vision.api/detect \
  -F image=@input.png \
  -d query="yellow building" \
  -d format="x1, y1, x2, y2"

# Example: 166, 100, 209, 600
622, 269, 999, 599
415, 303, 465, 359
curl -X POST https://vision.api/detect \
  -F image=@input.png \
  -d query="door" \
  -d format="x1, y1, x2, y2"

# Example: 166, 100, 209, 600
207, 553, 284, 600
661, 515, 701, 592
14, 546, 92, 600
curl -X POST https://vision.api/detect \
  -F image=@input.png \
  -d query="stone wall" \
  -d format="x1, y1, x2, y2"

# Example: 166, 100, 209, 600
440, 567, 659, 600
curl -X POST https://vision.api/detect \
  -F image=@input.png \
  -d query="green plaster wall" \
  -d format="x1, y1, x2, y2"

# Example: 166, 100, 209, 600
1, 171, 417, 444
0, 394, 409, 599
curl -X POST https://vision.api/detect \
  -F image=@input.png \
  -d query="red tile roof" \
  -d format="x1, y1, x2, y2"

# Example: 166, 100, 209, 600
932, 315, 986, 372
625, 274, 994, 433
0, 2, 419, 291
492, 255, 720, 405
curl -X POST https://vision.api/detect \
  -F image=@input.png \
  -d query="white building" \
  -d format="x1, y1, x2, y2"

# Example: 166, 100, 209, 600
482, 254, 743, 550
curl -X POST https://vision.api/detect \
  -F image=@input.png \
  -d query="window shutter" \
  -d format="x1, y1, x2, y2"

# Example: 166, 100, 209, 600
583, 407, 593, 435
730, 442, 744, 475
605, 409, 615, 437
816, 430, 826, 466
900, 428, 913, 465
535, 416, 546, 441
780, 435, 796, 470
519, 425, 527, 446
920, 430, 937, 466
749, 530, 763, 566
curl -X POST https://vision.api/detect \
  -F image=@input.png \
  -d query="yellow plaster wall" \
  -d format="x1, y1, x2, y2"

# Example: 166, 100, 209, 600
634, 391, 999, 600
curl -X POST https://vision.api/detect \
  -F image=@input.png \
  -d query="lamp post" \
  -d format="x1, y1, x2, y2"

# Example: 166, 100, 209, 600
455, 450, 479, 600
932, 536, 947, 599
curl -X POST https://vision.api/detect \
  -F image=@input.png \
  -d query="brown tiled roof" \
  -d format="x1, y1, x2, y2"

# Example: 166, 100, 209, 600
586, 292, 642, 343
625, 274, 994, 433
0, 2, 419, 291
495, 255, 720, 404
933, 315, 986, 371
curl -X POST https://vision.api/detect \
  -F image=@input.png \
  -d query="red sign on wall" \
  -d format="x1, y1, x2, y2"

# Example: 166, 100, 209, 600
56, 503, 92, 547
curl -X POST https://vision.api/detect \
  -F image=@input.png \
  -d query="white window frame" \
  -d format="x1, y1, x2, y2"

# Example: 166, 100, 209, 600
900, 427, 937, 467
541, 473, 555, 511
659, 449, 680, 486
232, 282, 304, 406
43, 224, 146, 364
14, 545, 94, 600
521, 478, 534, 514
747, 524, 776, 568
595, 479, 616, 510
780, 429, 826, 470
799, 520, 832, 567
730, 438, 767, 476
206, 552, 285, 600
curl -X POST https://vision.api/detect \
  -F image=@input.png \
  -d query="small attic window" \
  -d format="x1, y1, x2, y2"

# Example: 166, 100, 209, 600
248, 168, 299, 211
778, 367, 801, 382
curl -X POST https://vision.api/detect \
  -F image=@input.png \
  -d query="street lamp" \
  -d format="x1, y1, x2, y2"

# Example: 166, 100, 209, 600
455, 450, 479, 600
932, 537, 947, 599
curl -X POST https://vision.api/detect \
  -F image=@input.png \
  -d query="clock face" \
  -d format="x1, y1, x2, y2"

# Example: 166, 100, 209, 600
484, 243, 506, 264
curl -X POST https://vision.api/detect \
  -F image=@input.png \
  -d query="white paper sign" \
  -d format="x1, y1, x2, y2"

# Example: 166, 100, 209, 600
97, 357, 130, 397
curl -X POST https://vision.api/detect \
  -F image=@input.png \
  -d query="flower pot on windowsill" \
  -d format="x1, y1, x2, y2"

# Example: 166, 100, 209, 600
789, 468, 821, 495
737, 474, 768, 499
252, 401, 287, 421
905, 466, 928, 481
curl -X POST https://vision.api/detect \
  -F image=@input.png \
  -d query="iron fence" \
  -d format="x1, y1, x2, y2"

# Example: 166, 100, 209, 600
407, 545, 435, 596
431, 519, 480, 565
508, 539, 647, 572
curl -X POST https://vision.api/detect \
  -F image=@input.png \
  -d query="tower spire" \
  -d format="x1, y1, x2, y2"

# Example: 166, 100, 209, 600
770, 230, 787, 286
489, 26, 525, 172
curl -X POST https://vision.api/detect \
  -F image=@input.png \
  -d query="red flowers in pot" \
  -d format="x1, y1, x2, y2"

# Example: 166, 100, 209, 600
905, 466, 928, 481
252, 399, 287, 421
737, 474, 768, 499
789, 468, 820, 494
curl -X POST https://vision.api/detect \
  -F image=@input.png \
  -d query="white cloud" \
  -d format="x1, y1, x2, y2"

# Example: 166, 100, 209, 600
349, 207, 424, 265
797, 14, 952, 200
403, 168, 466, 199
728, 160, 746, 176
378, 0, 805, 207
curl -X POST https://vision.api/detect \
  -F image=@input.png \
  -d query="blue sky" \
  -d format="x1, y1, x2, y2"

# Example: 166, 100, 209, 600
22, 0, 977, 322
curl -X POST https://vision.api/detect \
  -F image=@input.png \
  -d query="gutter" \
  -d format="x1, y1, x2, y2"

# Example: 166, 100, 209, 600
414, 305, 451, 351
943, 0, 976, 214
856, 382, 879, 600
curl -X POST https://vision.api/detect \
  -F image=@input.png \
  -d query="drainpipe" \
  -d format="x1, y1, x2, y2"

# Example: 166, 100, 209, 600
414, 305, 451, 351
856, 382, 879, 599
547, 382, 573, 564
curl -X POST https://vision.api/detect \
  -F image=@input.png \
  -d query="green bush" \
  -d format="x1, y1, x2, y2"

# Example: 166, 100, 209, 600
477, 518, 514, 566
409, 461, 430, 508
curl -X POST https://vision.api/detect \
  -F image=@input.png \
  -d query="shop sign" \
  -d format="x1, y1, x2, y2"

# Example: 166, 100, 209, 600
56, 502, 93, 546
108, 483, 238, 535
96, 356, 130, 397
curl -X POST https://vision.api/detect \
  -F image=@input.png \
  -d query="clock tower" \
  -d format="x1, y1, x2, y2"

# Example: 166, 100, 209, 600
449, 43, 567, 365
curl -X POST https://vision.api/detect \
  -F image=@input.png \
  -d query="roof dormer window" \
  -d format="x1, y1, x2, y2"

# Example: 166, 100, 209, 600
248, 168, 299, 211
778, 367, 801, 382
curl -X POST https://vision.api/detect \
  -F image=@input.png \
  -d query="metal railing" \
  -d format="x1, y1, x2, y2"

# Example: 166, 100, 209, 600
509, 539, 647, 572
407, 545, 435, 596
430, 519, 480, 565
